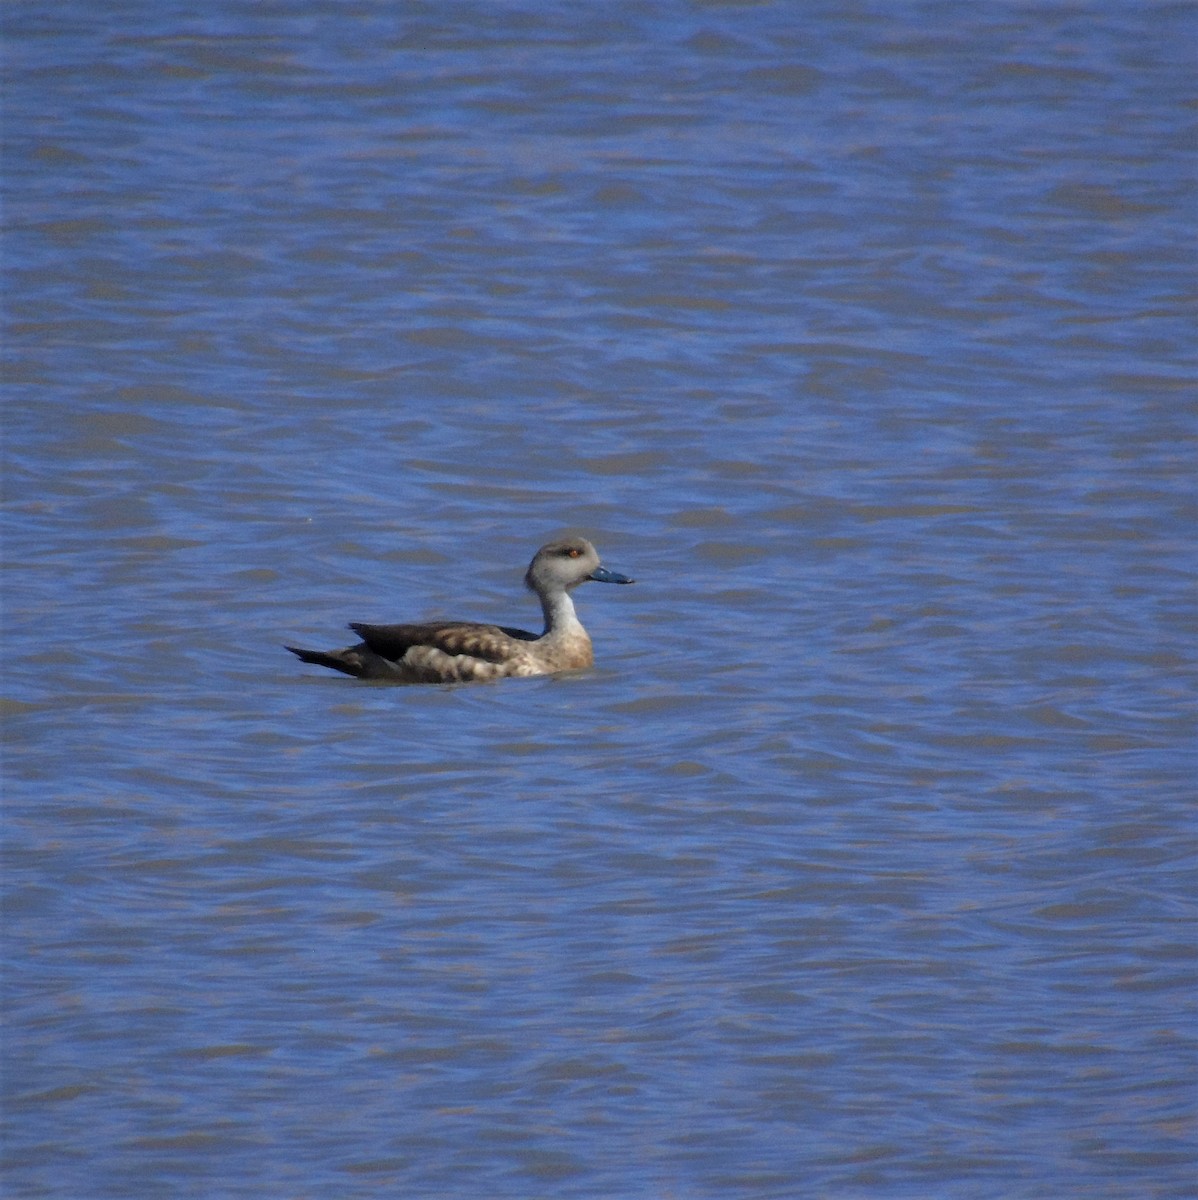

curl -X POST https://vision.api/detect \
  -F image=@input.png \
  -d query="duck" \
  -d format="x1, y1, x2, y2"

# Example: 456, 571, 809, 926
286, 537, 634, 683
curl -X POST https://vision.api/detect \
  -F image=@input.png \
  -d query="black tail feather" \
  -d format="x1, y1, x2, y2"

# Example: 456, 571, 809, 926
285, 645, 364, 678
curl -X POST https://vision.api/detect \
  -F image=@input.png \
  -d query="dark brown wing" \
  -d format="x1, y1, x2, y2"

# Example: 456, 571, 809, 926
348, 621, 537, 664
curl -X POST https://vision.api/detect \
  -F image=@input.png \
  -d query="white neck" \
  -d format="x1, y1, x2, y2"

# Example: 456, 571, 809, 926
540, 588, 583, 638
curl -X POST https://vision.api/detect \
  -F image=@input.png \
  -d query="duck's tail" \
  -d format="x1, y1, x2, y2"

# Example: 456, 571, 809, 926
285, 645, 365, 678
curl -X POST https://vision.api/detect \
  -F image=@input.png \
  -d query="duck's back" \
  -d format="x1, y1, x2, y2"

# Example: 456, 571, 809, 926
350, 620, 536, 664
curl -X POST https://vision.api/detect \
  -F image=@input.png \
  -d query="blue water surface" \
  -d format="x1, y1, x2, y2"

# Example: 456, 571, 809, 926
3, 2, 1196, 1197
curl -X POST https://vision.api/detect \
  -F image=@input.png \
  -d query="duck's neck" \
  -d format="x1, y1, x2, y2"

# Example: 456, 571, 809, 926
539, 588, 585, 639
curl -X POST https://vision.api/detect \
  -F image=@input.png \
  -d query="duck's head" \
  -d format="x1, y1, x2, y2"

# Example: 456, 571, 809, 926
524, 538, 635, 595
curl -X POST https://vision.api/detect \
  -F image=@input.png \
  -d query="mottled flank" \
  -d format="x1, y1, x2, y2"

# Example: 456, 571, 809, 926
287, 538, 633, 683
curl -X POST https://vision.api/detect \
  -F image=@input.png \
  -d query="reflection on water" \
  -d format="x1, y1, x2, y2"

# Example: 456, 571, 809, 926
3, 2, 1195, 1197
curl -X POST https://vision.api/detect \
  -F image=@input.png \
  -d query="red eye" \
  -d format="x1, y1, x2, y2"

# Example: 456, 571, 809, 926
567, 548, 581, 558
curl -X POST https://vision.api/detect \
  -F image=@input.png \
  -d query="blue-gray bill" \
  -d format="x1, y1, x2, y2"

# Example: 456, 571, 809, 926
588, 566, 635, 584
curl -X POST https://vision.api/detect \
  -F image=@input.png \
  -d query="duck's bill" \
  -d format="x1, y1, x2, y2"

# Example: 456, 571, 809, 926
588, 566, 635, 585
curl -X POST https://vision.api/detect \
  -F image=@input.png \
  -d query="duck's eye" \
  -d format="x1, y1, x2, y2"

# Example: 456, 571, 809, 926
566, 548, 581, 558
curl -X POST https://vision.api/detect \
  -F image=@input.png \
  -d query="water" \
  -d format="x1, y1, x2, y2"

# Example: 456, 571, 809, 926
3, 2, 1195, 1197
